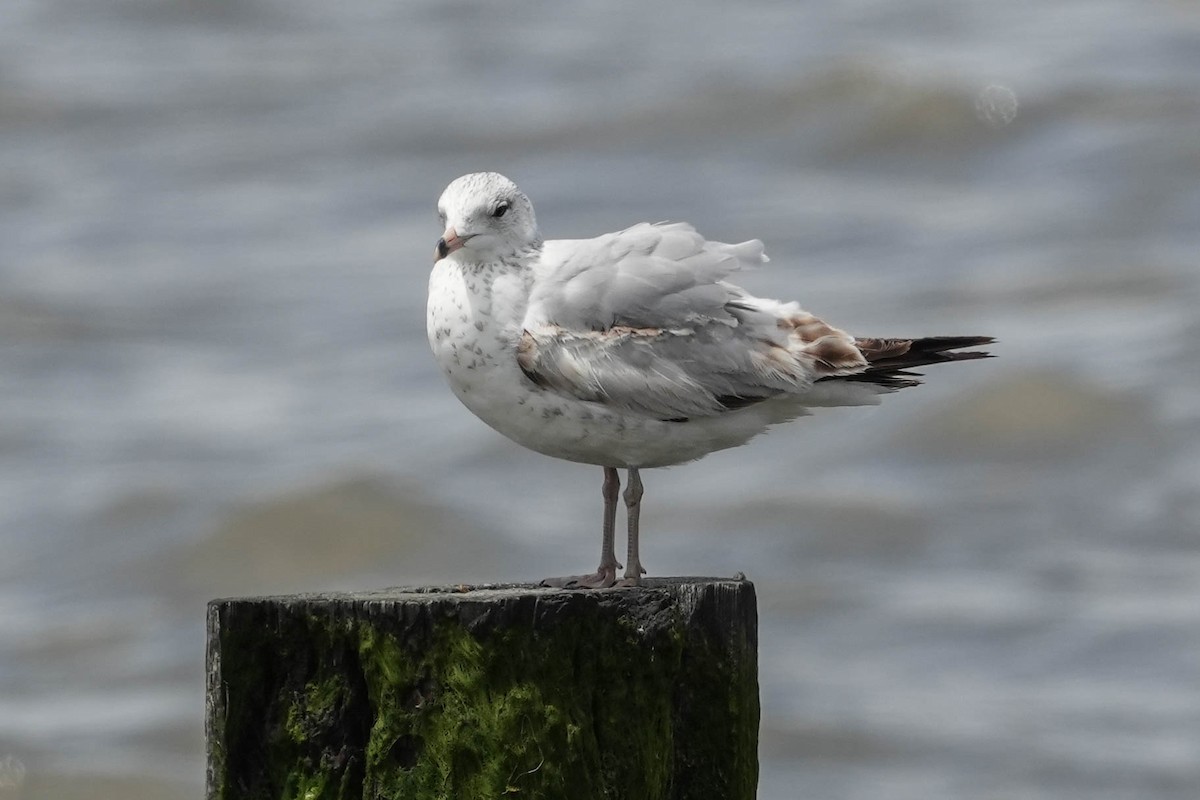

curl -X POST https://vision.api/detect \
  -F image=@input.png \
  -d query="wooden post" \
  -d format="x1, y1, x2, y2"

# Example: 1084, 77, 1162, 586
206, 578, 758, 800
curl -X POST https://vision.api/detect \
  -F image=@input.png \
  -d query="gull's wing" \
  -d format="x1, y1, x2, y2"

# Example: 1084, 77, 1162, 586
519, 222, 868, 421
526, 222, 765, 331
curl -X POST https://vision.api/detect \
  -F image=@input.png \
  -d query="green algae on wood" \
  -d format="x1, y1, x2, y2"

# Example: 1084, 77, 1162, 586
206, 578, 759, 800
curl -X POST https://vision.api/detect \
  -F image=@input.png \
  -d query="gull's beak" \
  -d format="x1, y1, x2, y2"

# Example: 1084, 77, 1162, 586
435, 226, 468, 262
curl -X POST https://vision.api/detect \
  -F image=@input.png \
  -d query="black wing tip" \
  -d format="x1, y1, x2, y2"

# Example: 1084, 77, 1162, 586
917, 335, 996, 348
821, 334, 995, 388
870, 335, 996, 363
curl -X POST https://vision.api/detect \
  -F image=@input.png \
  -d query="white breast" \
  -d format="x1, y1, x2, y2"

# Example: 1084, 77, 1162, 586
426, 258, 537, 424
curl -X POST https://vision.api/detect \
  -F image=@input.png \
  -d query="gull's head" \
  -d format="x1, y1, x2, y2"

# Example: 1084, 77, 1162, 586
434, 172, 540, 264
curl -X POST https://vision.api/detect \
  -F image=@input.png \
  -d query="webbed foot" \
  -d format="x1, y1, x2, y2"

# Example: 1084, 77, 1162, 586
540, 564, 619, 590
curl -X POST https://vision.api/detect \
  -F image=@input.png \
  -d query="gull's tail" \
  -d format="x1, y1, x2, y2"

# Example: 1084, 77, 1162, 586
823, 335, 995, 389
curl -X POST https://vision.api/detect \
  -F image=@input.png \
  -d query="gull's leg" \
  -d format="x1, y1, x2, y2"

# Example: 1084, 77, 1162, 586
598, 466, 622, 574
617, 467, 647, 587
541, 467, 622, 589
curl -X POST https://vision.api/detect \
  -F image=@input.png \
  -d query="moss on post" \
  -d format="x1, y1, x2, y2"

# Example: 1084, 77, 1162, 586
206, 578, 758, 800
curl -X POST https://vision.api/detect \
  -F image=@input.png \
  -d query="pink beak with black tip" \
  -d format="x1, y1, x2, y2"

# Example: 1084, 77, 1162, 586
435, 226, 471, 262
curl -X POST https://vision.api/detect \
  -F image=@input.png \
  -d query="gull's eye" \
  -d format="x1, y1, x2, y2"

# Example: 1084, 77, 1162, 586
492, 201, 510, 218
437, 209, 446, 224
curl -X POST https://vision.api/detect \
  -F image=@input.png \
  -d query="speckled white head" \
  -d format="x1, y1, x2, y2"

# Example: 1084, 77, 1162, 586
434, 172, 541, 264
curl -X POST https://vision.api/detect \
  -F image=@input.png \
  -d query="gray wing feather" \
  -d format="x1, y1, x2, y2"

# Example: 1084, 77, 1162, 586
518, 322, 807, 420
530, 222, 767, 331
517, 222, 869, 420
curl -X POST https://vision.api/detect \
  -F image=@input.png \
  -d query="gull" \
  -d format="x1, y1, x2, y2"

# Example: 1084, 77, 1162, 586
427, 172, 992, 589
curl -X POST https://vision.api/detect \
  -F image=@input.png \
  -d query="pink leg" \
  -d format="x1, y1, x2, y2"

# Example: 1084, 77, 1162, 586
616, 467, 647, 587
541, 467, 622, 589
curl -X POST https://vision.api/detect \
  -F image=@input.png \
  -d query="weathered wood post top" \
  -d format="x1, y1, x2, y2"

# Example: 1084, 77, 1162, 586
206, 577, 759, 800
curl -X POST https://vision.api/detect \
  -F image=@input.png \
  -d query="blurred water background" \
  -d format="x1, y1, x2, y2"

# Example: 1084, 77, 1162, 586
2, 0, 1199, 797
